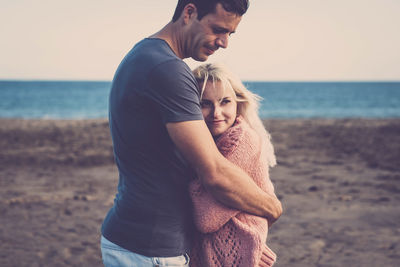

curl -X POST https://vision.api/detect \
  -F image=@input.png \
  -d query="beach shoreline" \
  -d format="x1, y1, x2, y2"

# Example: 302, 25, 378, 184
1, 118, 399, 266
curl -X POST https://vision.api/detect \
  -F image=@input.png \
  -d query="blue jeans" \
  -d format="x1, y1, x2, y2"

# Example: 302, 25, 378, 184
100, 235, 190, 267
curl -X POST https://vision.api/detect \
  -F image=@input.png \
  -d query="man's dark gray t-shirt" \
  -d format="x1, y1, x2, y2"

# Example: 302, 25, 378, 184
101, 38, 204, 257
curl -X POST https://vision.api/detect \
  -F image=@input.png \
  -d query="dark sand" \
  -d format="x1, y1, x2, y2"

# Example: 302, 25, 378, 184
0, 118, 399, 266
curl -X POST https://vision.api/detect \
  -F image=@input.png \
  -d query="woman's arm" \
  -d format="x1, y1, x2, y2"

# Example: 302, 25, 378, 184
189, 179, 240, 233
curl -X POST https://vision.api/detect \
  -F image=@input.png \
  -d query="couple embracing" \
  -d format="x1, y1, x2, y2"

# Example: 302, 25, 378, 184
101, 0, 282, 266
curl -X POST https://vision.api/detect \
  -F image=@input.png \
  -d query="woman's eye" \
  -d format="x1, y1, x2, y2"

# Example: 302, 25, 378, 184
201, 102, 212, 108
221, 99, 231, 105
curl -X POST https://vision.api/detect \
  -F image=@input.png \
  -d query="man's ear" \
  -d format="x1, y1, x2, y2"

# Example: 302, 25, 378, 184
182, 3, 198, 23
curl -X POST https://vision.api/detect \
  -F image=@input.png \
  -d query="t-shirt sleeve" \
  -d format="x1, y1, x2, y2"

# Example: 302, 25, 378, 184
146, 59, 204, 123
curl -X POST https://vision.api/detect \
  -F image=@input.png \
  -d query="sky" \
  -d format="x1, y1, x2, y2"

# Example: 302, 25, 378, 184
1, 0, 399, 81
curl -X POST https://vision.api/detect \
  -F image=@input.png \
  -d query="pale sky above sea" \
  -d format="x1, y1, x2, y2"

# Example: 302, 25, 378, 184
1, 0, 399, 81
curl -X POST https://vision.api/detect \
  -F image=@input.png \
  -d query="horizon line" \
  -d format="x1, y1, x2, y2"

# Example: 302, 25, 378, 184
1, 79, 400, 83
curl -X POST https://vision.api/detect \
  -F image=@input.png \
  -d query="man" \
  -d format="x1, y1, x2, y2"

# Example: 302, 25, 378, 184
101, 0, 282, 266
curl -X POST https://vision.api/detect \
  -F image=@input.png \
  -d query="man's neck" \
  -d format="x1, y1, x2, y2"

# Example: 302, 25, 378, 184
149, 22, 185, 59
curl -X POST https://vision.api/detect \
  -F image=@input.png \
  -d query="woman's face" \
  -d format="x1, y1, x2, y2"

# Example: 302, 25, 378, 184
200, 80, 237, 137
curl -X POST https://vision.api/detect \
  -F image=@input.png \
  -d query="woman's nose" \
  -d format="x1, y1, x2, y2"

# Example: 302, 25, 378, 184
213, 105, 222, 117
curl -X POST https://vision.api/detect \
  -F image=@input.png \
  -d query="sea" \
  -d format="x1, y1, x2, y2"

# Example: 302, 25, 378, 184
0, 81, 399, 119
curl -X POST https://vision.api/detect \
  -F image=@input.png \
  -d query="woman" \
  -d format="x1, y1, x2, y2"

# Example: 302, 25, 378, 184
189, 63, 278, 267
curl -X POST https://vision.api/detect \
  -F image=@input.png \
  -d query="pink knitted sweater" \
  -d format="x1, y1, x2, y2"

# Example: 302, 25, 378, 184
189, 117, 277, 267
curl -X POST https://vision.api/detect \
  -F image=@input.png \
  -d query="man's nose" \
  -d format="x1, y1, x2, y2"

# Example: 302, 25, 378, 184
216, 35, 228, 49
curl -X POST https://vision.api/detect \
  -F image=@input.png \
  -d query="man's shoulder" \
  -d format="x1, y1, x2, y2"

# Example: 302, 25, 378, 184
126, 38, 190, 77
132, 38, 182, 65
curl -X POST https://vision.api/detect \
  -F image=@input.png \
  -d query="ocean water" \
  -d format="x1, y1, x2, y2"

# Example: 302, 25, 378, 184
0, 81, 399, 119
246, 82, 400, 118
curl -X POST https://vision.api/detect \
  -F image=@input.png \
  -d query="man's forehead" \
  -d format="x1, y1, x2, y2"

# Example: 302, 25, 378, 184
203, 3, 242, 31
211, 3, 241, 19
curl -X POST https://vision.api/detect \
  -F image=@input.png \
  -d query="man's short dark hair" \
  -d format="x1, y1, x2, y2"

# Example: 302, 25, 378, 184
172, 0, 249, 22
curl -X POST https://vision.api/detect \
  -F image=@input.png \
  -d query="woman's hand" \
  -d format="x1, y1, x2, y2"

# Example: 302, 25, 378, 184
259, 244, 277, 267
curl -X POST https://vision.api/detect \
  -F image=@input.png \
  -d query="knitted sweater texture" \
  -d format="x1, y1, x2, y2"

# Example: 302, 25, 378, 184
189, 117, 277, 267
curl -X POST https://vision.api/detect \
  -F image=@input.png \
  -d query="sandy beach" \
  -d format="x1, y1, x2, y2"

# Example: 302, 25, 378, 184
0, 118, 399, 266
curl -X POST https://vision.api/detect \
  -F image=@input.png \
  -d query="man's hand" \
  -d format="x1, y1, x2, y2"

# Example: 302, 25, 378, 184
266, 195, 282, 227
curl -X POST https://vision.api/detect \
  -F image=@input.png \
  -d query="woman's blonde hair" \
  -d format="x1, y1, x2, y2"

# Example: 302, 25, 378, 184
192, 63, 276, 167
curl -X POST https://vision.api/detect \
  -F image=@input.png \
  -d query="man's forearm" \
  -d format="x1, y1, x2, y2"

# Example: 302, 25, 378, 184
199, 159, 282, 222
165, 120, 282, 222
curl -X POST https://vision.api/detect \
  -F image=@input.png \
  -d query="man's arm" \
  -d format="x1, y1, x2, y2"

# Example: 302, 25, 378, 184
166, 120, 282, 223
